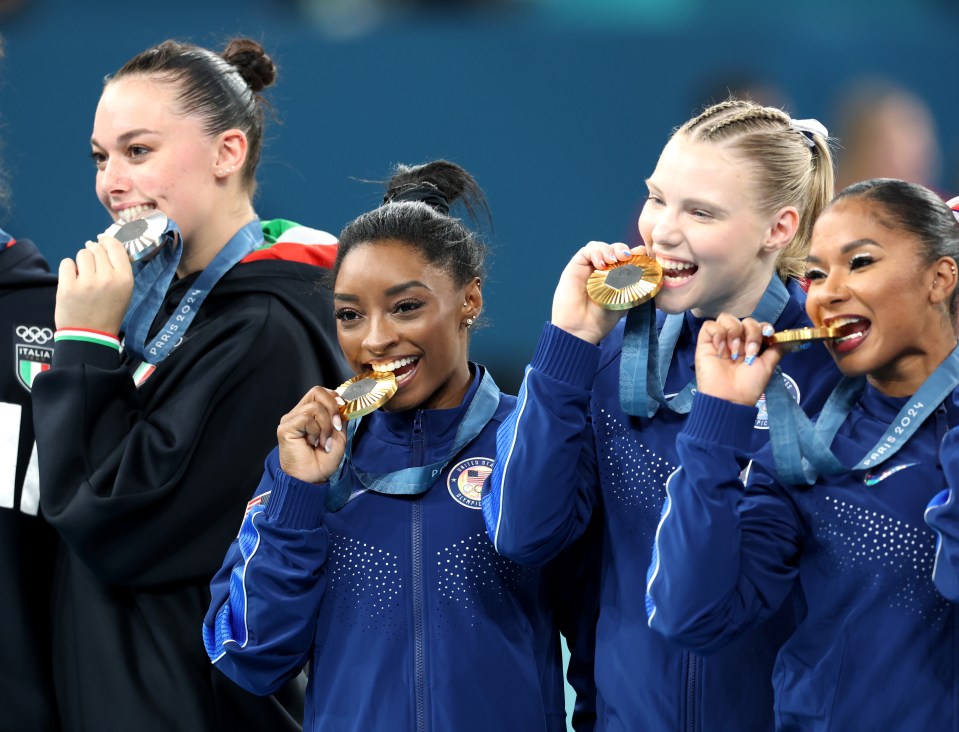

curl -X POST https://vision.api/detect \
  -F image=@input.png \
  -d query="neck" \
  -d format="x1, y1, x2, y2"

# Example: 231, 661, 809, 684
176, 199, 256, 277
867, 333, 959, 397
423, 362, 474, 411
691, 265, 779, 320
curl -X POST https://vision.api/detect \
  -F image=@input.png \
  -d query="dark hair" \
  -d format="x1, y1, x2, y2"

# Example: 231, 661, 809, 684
333, 160, 490, 290
108, 38, 276, 194
832, 178, 959, 317
676, 98, 835, 281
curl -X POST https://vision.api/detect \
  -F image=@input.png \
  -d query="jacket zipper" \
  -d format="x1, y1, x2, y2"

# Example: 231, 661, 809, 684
412, 412, 427, 732
685, 651, 699, 732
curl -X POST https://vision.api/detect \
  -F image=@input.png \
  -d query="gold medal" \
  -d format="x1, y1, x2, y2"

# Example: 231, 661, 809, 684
101, 209, 175, 263
764, 325, 841, 351
586, 254, 664, 310
336, 371, 398, 419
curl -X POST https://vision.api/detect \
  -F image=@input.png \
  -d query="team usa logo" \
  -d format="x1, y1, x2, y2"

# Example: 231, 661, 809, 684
753, 372, 800, 430
13, 325, 53, 392
447, 457, 495, 509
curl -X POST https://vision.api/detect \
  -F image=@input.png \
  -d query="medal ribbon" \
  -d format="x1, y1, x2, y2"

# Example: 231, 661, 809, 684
121, 219, 262, 364
620, 274, 791, 418
325, 369, 501, 512
767, 344, 959, 485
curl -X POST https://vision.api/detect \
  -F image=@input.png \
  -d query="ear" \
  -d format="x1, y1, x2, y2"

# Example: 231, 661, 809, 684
761, 206, 800, 254
929, 256, 958, 308
462, 277, 483, 324
213, 129, 248, 180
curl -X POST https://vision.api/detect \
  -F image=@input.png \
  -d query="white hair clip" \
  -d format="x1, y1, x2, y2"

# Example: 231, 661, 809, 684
790, 118, 828, 148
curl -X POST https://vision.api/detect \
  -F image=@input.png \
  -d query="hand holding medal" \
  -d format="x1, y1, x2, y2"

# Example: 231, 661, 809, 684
553, 242, 652, 345
277, 372, 398, 484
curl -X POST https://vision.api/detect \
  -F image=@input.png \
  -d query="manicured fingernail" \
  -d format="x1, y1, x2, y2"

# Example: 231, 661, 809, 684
761, 325, 774, 337
324, 436, 333, 453
744, 354, 756, 365
333, 414, 343, 431
731, 352, 739, 361
309, 435, 320, 448
335, 396, 346, 406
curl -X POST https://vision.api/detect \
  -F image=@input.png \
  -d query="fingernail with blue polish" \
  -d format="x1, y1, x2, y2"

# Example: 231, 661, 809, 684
761, 325, 774, 337
744, 354, 756, 365
731, 351, 739, 361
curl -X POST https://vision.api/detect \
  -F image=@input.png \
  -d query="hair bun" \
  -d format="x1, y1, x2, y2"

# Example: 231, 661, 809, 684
384, 160, 489, 224
222, 38, 276, 93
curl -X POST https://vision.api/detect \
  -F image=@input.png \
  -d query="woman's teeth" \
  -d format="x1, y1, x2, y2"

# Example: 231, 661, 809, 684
372, 356, 417, 373
656, 256, 698, 281
656, 256, 696, 271
117, 204, 157, 222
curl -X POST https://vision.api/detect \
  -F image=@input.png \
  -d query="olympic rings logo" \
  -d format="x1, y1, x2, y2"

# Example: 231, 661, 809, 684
15, 325, 54, 344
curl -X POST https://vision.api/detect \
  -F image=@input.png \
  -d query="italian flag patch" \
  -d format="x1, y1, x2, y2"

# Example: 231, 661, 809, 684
133, 362, 156, 388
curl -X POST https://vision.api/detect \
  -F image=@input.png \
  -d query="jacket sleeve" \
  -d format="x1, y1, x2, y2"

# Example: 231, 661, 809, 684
926, 421, 959, 603
32, 293, 346, 587
483, 323, 602, 566
204, 449, 328, 696
646, 393, 804, 653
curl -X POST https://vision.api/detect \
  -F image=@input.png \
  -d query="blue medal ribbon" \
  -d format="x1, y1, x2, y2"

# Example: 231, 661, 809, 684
325, 369, 501, 512
768, 344, 959, 485
121, 219, 262, 364
620, 274, 791, 418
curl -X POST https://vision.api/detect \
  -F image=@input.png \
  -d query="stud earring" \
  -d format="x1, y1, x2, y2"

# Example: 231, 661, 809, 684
465, 317, 474, 327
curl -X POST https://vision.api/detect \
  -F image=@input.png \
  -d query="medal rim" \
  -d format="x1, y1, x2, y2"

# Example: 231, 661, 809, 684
586, 254, 664, 310
335, 371, 398, 419
765, 325, 842, 346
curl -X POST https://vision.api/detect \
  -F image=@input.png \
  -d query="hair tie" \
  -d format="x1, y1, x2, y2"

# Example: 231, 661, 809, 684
948, 196, 959, 225
384, 182, 450, 215
790, 118, 828, 149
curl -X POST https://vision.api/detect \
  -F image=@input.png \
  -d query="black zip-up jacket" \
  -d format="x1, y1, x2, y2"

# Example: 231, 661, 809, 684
0, 235, 60, 731
32, 232, 350, 731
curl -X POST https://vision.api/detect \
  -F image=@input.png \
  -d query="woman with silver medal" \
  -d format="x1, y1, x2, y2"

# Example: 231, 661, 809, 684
484, 99, 843, 732
30, 38, 348, 731
647, 180, 959, 730
205, 161, 598, 732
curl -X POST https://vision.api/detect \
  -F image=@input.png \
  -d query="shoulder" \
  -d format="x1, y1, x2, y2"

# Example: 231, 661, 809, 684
494, 391, 518, 420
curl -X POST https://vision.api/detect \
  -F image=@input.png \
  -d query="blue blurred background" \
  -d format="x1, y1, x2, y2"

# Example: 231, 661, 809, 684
2, 0, 956, 727
2, 0, 957, 395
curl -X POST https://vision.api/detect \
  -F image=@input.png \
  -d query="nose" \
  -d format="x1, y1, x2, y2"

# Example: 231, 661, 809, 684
98, 157, 131, 201
641, 205, 681, 251
362, 313, 398, 356
807, 269, 850, 319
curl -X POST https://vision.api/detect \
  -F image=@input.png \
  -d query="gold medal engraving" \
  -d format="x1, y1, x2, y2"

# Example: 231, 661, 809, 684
101, 209, 175, 263
586, 254, 664, 310
336, 371, 398, 419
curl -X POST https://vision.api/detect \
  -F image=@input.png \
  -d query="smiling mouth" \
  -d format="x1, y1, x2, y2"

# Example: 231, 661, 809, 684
655, 255, 698, 283
824, 316, 871, 351
370, 356, 420, 385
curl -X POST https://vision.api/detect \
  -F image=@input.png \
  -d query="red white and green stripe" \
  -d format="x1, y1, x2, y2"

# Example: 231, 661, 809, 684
19, 359, 49, 386
54, 328, 121, 351
242, 219, 338, 268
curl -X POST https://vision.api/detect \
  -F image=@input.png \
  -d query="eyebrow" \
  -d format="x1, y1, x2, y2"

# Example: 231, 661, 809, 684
334, 280, 430, 302
90, 128, 160, 148
644, 180, 729, 216
806, 238, 880, 264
